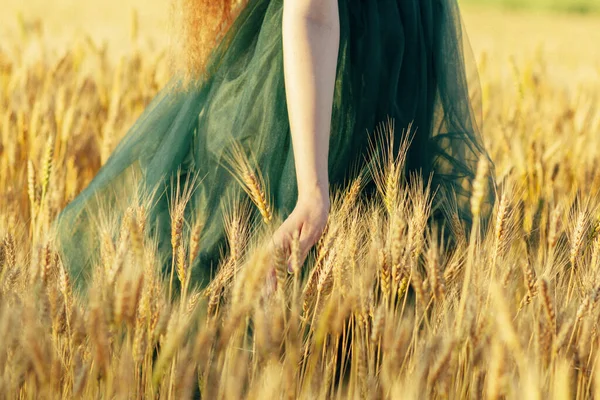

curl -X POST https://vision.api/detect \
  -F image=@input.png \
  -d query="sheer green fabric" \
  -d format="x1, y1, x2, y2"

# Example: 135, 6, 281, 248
55, 0, 491, 290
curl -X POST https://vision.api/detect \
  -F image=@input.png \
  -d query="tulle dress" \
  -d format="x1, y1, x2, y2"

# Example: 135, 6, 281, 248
56, 0, 490, 290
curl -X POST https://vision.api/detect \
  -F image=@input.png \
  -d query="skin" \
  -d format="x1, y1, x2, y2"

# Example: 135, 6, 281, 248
272, 0, 340, 269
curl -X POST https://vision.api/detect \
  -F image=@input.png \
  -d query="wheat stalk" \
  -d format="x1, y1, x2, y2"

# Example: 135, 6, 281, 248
568, 208, 588, 301
221, 141, 273, 224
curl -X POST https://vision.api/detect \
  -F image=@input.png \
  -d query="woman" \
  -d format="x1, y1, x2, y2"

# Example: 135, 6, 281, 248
56, 0, 490, 289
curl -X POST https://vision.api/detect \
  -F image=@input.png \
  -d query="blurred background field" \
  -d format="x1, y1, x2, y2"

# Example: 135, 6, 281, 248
463, 0, 600, 13
2, 0, 598, 80
462, 0, 600, 14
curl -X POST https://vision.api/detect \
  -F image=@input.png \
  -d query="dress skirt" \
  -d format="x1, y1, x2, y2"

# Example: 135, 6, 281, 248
56, 0, 489, 290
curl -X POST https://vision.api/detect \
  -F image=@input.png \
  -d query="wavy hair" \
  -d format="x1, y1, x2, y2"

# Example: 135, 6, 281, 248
172, 0, 249, 80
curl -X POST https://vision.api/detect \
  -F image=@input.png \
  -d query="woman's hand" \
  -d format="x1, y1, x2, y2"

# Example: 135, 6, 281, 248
271, 187, 330, 272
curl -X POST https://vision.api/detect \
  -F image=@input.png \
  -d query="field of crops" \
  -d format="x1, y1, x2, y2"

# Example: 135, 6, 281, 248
1, 2, 600, 399
462, 0, 600, 14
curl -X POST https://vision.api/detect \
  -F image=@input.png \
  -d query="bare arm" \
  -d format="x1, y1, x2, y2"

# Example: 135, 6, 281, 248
272, 0, 340, 269
283, 0, 340, 202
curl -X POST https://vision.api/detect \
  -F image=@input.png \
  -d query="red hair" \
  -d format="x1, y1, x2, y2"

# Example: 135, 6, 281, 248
173, 0, 249, 80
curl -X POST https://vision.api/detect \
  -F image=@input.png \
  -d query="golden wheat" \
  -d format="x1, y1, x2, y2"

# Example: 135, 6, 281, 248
0, 7, 600, 400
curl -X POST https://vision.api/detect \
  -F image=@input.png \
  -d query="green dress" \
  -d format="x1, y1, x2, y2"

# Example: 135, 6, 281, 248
56, 0, 489, 290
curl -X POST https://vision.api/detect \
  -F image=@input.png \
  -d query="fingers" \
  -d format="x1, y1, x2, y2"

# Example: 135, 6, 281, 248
295, 224, 318, 272
271, 219, 295, 256
266, 267, 277, 295
269, 210, 326, 275
271, 221, 303, 274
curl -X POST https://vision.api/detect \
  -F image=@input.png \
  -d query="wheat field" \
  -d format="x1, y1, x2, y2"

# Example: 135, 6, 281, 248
1, 2, 600, 399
